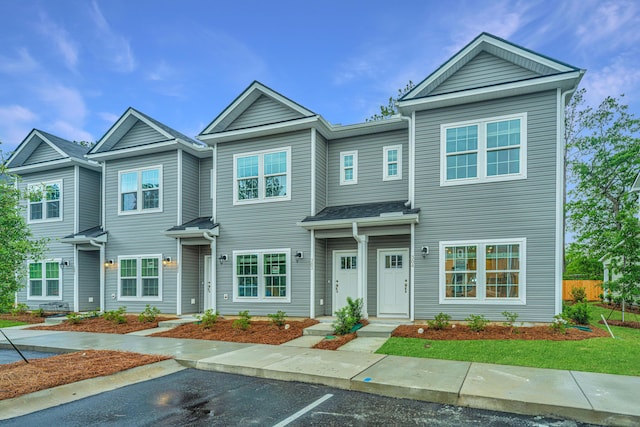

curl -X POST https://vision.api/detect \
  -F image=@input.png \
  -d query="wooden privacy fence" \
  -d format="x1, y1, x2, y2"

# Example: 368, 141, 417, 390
562, 280, 603, 301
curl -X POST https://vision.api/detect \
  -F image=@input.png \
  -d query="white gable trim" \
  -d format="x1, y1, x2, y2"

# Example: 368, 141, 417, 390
5, 129, 69, 168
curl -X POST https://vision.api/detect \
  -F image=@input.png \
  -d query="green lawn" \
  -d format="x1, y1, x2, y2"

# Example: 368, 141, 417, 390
376, 304, 640, 376
0, 319, 26, 328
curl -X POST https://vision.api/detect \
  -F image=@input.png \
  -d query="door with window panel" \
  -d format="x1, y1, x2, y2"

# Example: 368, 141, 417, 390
333, 251, 358, 312
378, 249, 409, 317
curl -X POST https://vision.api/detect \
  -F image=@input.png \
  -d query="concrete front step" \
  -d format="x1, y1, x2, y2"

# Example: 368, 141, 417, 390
303, 323, 334, 336
357, 324, 396, 338
158, 317, 198, 327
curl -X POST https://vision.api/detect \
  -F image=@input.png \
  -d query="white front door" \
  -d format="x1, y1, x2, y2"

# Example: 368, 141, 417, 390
333, 250, 358, 313
204, 255, 212, 311
378, 249, 410, 317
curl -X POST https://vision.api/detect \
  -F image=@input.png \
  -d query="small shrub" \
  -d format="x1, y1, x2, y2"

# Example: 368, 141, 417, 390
32, 308, 45, 318
66, 312, 83, 325
11, 303, 29, 316
570, 287, 587, 303
465, 314, 489, 332
333, 306, 357, 335
138, 305, 160, 323
598, 293, 604, 302
550, 313, 569, 334
565, 301, 591, 325
232, 310, 251, 330
267, 310, 287, 327
427, 312, 451, 330
103, 306, 127, 324
346, 297, 363, 324
196, 309, 219, 329
501, 311, 520, 334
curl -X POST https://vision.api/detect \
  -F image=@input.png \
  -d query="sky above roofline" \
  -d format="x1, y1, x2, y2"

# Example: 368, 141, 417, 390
0, 0, 638, 154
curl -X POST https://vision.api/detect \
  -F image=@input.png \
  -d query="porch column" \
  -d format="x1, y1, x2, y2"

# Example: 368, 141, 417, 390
309, 229, 315, 319
352, 222, 368, 319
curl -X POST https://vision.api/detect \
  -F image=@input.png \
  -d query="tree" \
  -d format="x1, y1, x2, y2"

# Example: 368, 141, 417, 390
0, 147, 48, 312
367, 81, 415, 121
564, 243, 604, 280
566, 94, 640, 320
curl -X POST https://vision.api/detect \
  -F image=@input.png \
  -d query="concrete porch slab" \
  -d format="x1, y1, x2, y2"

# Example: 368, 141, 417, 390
280, 335, 324, 348
356, 324, 396, 338
337, 337, 387, 353
303, 323, 334, 336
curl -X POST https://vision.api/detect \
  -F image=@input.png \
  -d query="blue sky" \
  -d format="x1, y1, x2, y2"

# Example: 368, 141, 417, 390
0, 0, 639, 153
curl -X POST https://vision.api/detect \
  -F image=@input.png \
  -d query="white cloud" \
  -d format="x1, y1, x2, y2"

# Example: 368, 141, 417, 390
36, 84, 88, 123
37, 11, 79, 70
0, 48, 39, 74
98, 111, 120, 123
581, 56, 640, 107
89, 0, 136, 73
0, 105, 39, 150
576, 0, 640, 48
49, 120, 93, 143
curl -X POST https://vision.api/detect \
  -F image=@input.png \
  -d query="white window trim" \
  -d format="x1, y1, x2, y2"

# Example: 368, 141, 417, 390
340, 150, 358, 185
117, 254, 163, 301
232, 248, 291, 303
117, 165, 163, 215
440, 113, 527, 186
233, 146, 292, 205
27, 180, 63, 224
438, 238, 526, 305
27, 259, 62, 301
383, 145, 402, 181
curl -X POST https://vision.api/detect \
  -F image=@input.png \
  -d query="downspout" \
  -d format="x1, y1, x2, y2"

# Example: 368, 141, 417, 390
398, 114, 414, 208
399, 112, 415, 320
352, 222, 368, 318
203, 232, 216, 312
89, 239, 105, 312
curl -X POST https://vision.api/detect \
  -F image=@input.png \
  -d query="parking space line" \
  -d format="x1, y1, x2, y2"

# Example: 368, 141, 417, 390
272, 393, 334, 427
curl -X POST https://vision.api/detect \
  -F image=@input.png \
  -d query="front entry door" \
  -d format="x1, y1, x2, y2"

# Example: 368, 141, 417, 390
378, 249, 410, 317
204, 255, 212, 311
333, 250, 358, 313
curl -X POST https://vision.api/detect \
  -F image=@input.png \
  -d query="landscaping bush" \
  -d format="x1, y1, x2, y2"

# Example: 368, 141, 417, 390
11, 303, 29, 316
103, 306, 127, 324
346, 297, 363, 324
570, 286, 587, 303
465, 314, 489, 332
501, 311, 519, 334
565, 301, 591, 325
32, 308, 45, 317
267, 310, 287, 327
550, 313, 569, 334
232, 310, 251, 330
427, 312, 451, 330
66, 312, 83, 325
196, 309, 219, 329
138, 305, 160, 323
332, 297, 363, 335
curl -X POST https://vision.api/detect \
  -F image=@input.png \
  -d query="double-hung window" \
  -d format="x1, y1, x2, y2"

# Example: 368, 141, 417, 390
340, 150, 358, 185
118, 166, 162, 214
439, 239, 525, 304
234, 147, 291, 204
118, 255, 161, 300
233, 249, 291, 302
28, 260, 61, 299
383, 145, 402, 181
441, 113, 526, 185
28, 181, 62, 222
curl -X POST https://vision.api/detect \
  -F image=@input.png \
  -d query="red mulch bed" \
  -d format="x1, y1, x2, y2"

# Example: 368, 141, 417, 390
392, 324, 610, 341
312, 333, 357, 350
599, 319, 640, 330
0, 350, 170, 400
0, 313, 47, 324
151, 318, 319, 345
29, 315, 175, 334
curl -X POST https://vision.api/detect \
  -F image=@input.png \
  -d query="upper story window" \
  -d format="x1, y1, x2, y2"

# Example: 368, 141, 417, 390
441, 113, 527, 186
439, 238, 526, 304
340, 150, 358, 185
118, 166, 162, 214
28, 180, 62, 223
28, 260, 61, 300
383, 145, 402, 181
233, 147, 291, 205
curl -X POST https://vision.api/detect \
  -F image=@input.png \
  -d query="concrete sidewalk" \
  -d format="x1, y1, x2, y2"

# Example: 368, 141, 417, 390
1, 326, 639, 426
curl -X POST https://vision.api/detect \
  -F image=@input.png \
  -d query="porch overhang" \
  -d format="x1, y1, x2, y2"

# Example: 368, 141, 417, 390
164, 217, 219, 239
60, 226, 108, 244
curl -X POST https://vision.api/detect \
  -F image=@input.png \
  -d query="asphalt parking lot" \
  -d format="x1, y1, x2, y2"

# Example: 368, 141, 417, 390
2, 369, 598, 426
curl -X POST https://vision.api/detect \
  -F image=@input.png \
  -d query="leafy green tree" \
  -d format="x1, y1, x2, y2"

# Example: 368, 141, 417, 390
0, 147, 48, 312
367, 81, 415, 121
566, 94, 640, 320
563, 243, 604, 280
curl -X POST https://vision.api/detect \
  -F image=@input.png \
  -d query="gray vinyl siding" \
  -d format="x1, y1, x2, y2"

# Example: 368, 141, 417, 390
412, 90, 558, 322
78, 250, 100, 311
24, 141, 63, 165
181, 151, 200, 222
315, 133, 327, 213
113, 120, 167, 150
103, 151, 179, 314
227, 95, 304, 131
215, 130, 312, 316
199, 156, 213, 217
327, 130, 408, 207
78, 167, 101, 232
430, 52, 539, 95
181, 246, 199, 314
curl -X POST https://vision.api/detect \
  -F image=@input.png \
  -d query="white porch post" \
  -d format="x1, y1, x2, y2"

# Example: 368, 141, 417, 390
309, 229, 316, 319
352, 222, 368, 319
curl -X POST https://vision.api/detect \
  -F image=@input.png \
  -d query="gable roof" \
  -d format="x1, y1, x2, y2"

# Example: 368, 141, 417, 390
398, 32, 584, 112
88, 107, 207, 160
200, 81, 316, 135
5, 129, 97, 173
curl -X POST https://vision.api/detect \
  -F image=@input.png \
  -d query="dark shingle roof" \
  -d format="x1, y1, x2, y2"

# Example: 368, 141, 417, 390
302, 200, 420, 223
166, 217, 218, 232
131, 108, 203, 147
37, 129, 90, 159
63, 226, 106, 239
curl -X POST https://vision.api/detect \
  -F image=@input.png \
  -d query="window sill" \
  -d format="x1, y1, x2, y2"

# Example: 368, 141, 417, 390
233, 196, 291, 206
117, 208, 163, 216
439, 298, 526, 305
118, 297, 162, 302
440, 173, 526, 187
27, 296, 63, 301
232, 297, 291, 303
27, 217, 63, 224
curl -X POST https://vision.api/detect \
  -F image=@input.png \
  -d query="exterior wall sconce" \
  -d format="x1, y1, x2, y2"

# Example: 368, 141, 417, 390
60, 259, 70, 268
295, 251, 304, 262
421, 246, 429, 258
163, 256, 172, 265
218, 254, 228, 265
105, 259, 115, 267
